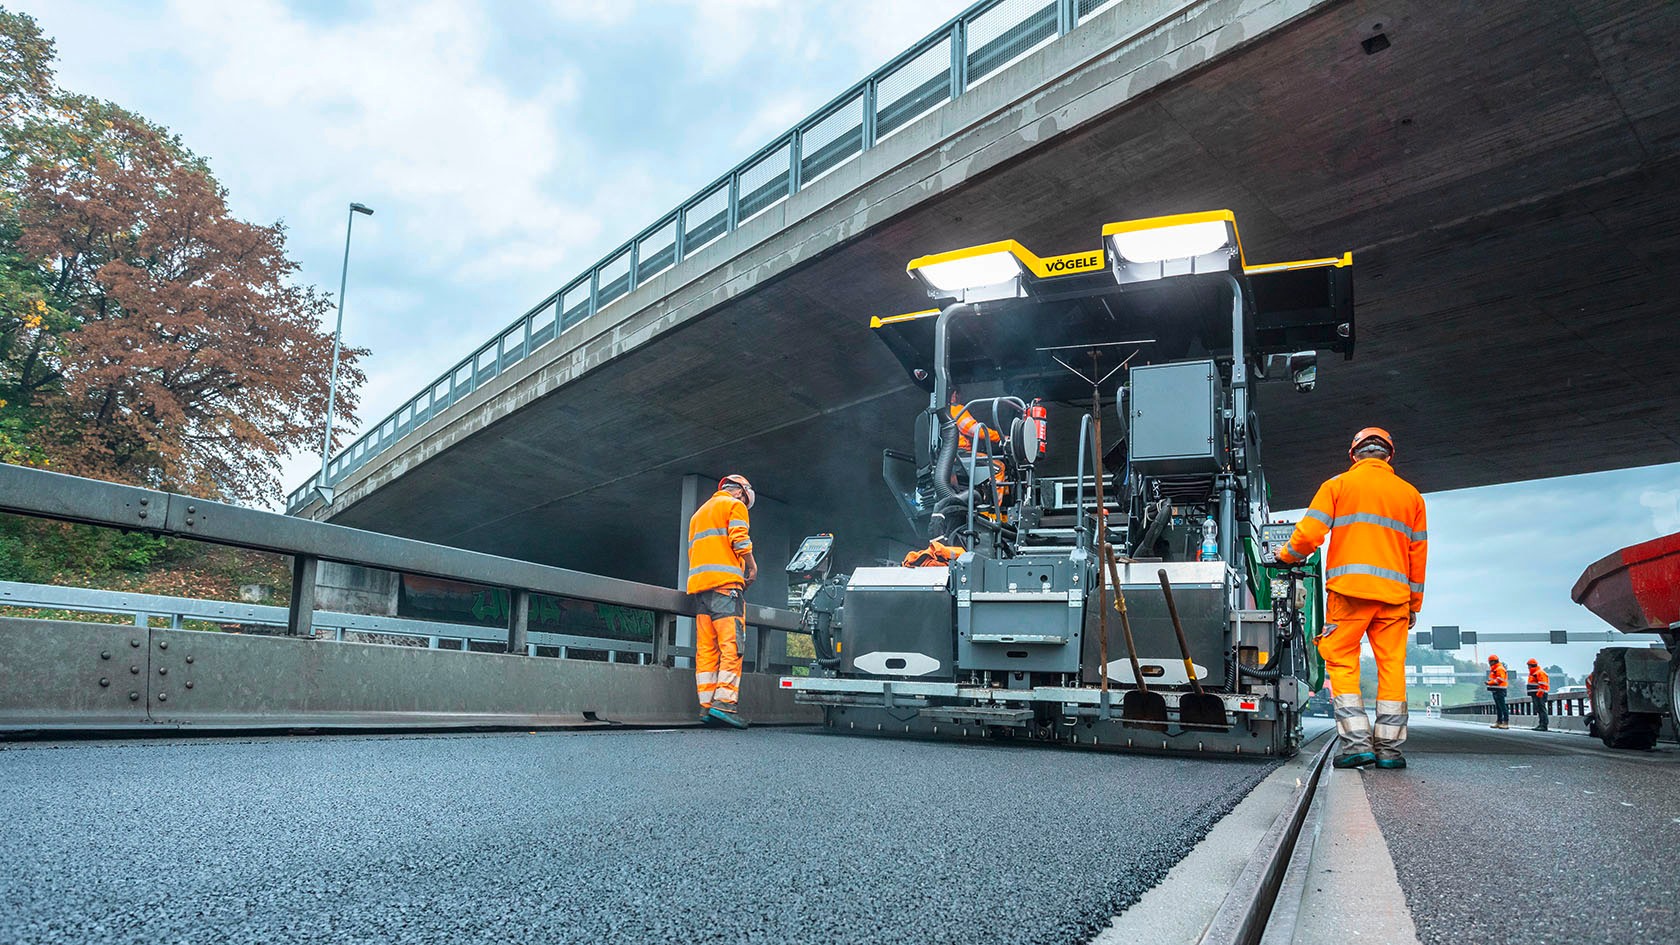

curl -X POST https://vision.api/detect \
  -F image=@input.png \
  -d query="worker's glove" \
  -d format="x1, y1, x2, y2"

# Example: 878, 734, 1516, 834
1259, 550, 1284, 568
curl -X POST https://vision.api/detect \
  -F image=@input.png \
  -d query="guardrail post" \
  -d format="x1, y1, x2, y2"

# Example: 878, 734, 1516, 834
288, 555, 318, 637
508, 590, 529, 656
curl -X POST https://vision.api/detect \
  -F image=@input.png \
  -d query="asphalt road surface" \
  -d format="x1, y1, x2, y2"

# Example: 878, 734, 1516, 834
1365, 719, 1680, 945
0, 728, 1282, 945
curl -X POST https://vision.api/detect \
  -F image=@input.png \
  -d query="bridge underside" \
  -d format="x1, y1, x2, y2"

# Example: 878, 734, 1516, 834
329, 0, 1680, 584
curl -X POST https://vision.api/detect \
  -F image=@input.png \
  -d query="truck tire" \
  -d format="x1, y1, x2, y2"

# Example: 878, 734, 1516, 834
1592, 649, 1661, 750
1670, 654, 1680, 734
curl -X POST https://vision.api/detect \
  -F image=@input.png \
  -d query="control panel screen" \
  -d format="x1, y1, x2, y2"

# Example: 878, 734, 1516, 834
786, 534, 834, 572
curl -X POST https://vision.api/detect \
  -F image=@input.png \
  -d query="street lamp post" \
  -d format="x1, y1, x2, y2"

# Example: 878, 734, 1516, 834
316, 201, 374, 506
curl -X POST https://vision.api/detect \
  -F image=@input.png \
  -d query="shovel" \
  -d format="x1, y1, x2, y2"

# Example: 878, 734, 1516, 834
1086, 383, 1168, 732
1157, 569, 1229, 729
1104, 545, 1168, 730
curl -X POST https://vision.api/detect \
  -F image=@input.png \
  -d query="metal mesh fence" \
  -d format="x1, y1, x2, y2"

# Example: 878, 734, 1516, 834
876, 37, 952, 142
801, 92, 865, 184
290, 0, 1127, 511
637, 218, 679, 282
738, 141, 792, 222
967, 0, 1059, 88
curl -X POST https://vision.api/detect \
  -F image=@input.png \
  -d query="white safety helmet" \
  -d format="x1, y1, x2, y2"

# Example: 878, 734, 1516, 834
719, 474, 755, 509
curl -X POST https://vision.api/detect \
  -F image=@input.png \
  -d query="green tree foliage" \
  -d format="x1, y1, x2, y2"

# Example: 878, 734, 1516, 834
0, 8, 366, 504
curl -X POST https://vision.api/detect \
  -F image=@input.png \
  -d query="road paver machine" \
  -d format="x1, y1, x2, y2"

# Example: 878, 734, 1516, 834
781, 211, 1352, 756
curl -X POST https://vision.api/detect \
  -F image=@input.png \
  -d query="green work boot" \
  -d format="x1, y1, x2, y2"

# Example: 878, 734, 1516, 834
1375, 753, 1407, 770
708, 705, 749, 729
1333, 751, 1377, 769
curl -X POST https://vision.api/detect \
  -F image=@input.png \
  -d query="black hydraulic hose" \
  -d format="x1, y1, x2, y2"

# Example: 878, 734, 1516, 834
932, 417, 961, 501
811, 609, 842, 667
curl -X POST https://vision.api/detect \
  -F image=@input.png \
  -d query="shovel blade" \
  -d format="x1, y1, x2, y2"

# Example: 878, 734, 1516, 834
1121, 690, 1170, 731
1178, 692, 1229, 729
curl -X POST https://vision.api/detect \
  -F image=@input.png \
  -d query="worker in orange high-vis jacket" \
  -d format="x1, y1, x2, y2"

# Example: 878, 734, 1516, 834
1486, 655, 1510, 729
1526, 659, 1550, 731
1273, 427, 1427, 771
686, 474, 758, 729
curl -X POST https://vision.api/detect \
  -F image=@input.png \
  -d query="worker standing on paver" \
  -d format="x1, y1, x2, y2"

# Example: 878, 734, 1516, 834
1486, 655, 1510, 729
1526, 659, 1550, 731
685, 474, 758, 729
1273, 427, 1427, 770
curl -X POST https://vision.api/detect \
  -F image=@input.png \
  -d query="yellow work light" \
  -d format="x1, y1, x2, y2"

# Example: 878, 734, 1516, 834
1103, 211, 1242, 284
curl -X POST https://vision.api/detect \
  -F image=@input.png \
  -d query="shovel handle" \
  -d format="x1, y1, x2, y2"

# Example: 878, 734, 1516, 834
1157, 569, 1205, 696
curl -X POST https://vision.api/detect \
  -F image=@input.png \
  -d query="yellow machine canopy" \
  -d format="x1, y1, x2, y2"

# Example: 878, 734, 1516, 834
873, 210, 1353, 401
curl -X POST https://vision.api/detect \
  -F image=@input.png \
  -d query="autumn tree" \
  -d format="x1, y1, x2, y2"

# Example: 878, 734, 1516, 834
0, 8, 364, 503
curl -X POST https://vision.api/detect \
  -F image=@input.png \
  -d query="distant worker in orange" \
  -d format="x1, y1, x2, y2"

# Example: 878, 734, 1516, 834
1526, 659, 1551, 731
1486, 655, 1510, 729
685, 474, 759, 729
1272, 427, 1427, 770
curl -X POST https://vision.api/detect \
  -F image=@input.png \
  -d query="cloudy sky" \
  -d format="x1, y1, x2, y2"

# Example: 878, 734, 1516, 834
19, 0, 1679, 673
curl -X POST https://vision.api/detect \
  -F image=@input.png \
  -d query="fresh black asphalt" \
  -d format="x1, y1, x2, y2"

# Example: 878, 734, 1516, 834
1364, 720, 1680, 945
0, 728, 1279, 945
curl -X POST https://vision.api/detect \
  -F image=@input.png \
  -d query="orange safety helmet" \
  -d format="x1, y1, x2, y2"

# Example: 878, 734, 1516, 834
1349, 426, 1396, 460
1488, 654, 1499, 663
719, 474, 756, 509
1527, 658, 1539, 667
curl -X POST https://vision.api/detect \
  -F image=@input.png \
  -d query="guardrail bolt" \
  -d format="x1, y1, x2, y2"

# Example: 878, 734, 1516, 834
186, 506, 196, 513
98, 677, 109, 687
129, 665, 139, 675
158, 667, 168, 676
100, 651, 111, 660
185, 656, 194, 664
158, 692, 168, 702
158, 640, 168, 650
128, 692, 139, 702
184, 681, 194, 689
129, 639, 140, 648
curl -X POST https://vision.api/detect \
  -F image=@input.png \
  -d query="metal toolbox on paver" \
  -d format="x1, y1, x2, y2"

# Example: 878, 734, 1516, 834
841, 566, 955, 679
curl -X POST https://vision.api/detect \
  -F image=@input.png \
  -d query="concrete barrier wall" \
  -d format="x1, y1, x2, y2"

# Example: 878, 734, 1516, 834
0, 617, 819, 733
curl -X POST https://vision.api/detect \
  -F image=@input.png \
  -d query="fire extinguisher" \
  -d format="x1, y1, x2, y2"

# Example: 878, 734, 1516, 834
1027, 399, 1048, 457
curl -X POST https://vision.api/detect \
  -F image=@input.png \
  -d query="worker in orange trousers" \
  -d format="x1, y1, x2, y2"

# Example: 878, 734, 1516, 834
1486, 655, 1510, 729
685, 474, 759, 729
1274, 428, 1428, 770
1526, 659, 1551, 731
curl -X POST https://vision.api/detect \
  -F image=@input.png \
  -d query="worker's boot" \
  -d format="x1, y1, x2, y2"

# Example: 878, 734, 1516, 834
1373, 700, 1408, 770
1332, 694, 1376, 768
707, 704, 749, 730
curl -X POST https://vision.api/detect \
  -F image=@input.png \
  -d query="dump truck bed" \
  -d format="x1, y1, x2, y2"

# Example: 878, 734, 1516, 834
1571, 530, 1680, 633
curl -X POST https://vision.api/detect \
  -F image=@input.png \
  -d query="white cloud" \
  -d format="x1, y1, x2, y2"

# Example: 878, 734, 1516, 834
1640, 488, 1680, 534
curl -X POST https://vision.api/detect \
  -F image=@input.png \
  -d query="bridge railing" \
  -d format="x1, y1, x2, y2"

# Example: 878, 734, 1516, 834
1444, 692, 1592, 719
287, 0, 1129, 512
4, 463, 803, 672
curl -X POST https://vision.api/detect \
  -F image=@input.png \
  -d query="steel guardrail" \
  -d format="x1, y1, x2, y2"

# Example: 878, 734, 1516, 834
0, 580, 654, 659
0, 464, 801, 651
284, 0, 1138, 512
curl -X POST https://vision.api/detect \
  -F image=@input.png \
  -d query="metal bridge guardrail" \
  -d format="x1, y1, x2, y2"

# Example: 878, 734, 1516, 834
0, 580, 655, 662
1444, 692, 1593, 719
286, 0, 1127, 512
2, 464, 802, 670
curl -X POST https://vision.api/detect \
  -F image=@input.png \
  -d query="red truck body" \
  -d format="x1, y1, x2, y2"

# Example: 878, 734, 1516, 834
1571, 530, 1680, 634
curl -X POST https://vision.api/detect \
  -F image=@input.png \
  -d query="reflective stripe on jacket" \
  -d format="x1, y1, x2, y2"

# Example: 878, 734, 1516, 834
1527, 668, 1550, 697
686, 490, 752, 594
1486, 663, 1508, 690
1278, 457, 1428, 610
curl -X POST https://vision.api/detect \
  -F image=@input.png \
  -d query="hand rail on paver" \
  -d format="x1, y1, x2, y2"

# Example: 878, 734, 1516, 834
0, 463, 802, 667
286, 0, 1130, 512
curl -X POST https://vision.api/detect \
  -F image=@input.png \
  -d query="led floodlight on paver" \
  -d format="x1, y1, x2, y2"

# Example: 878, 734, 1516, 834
1103, 210, 1242, 284
906, 241, 1030, 302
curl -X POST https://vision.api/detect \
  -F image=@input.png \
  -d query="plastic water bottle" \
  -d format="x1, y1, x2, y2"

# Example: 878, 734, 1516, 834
1199, 516, 1219, 561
